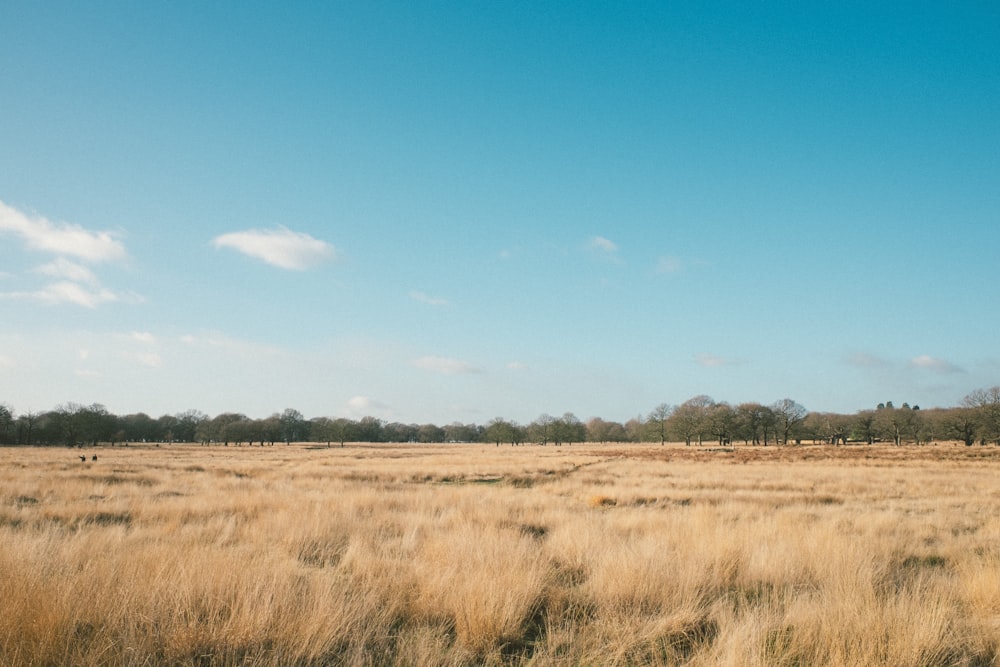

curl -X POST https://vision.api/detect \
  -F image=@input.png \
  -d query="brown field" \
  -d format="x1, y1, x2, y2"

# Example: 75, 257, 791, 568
2, 442, 999, 666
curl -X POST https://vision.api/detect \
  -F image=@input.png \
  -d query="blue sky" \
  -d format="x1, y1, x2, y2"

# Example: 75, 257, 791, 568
2, 2, 998, 424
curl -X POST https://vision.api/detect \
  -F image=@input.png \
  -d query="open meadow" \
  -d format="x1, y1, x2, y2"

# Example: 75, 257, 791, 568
1, 442, 999, 666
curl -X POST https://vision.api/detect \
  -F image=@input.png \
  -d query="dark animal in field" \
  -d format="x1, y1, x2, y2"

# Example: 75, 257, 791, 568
92, 455, 97, 461
79, 456, 86, 462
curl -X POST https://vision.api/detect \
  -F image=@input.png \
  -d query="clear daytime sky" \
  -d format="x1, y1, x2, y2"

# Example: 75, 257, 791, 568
2, 2, 998, 424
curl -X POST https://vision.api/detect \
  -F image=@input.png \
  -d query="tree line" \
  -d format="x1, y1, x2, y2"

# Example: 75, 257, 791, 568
2, 388, 1000, 447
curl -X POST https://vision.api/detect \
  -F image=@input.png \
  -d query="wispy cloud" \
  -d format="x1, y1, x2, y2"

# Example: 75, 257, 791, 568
695, 353, 738, 368
212, 226, 335, 270
410, 290, 450, 306
846, 351, 892, 369
506, 361, 529, 370
412, 355, 484, 375
176, 331, 287, 358
655, 256, 683, 274
0, 200, 126, 262
910, 354, 964, 375
0, 201, 134, 308
126, 351, 164, 368
34, 258, 100, 284
588, 235, 624, 263
590, 235, 618, 253
0, 281, 122, 308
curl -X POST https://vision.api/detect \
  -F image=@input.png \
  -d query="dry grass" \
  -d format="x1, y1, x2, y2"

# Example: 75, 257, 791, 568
1, 442, 999, 666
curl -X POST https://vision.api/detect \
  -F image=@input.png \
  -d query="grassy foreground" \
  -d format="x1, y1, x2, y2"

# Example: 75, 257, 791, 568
1, 442, 999, 666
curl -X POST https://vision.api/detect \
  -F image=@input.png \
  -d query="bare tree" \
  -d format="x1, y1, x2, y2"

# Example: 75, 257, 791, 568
964, 387, 1000, 444
707, 403, 735, 445
646, 403, 674, 445
771, 398, 807, 445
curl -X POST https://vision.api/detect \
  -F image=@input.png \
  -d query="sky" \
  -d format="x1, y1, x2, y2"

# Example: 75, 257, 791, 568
2, 2, 999, 425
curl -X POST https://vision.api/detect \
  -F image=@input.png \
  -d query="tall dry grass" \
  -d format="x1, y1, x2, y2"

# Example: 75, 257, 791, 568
1, 442, 998, 666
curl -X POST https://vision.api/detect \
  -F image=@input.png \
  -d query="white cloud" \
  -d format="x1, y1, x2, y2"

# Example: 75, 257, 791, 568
910, 355, 963, 375
410, 290, 450, 306
346, 395, 391, 418
34, 258, 99, 284
131, 331, 157, 344
0, 203, 136, 308
0, 355, 14, 370
506, 361, 529, 370
0, 281, 121, 308
590, 236, 618, 253
412, 355, 484, 375
212, 226, 335, 270
0, 200, 126, 262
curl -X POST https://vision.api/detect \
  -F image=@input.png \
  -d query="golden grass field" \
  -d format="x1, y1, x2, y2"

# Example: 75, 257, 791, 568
2, 442, 999, 666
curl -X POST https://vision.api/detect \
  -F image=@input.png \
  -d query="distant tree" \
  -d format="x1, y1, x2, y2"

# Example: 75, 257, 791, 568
735, 402, 774, 445
624, 416, 645, 443
963, 387, 1000, 444
528, 414, 556, 445
586, 417, 628, 443
443, 422, 478, 443
355, 416, 384, 443
382, 422, 418, 442
418, 423, 445, 443
157, 414, 179, 442
854, 410, 877, 445
484, 418, 521, 446
897, 405, 924, 445
279, 408, 308, 444
31, 410, 59, 445
876, 404, 924, 446
198, 413, 249, 445
552, 413, 585, 445
771, 399, 807, 445
938, 407, 978, 446
52, 403, 83, 447
707, 403, 735, 445
240, 417, 264, 446
670, 395, 715, 446
646, 403, 674, 445
310, 417, 334, 446
119, 413, 161, 443
803, 412, 851, 445
15, 411, 37, 445
326, 418, 357, 446
174, 410, 207, 443
586, 417, 610, 443
0, 404, 13, 445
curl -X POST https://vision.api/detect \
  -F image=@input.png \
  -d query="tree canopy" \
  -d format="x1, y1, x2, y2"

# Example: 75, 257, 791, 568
3, 388, 1000, 447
